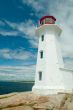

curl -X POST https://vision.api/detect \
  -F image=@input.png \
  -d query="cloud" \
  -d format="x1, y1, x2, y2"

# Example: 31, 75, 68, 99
28, 39, 38, 48
0, 48, 36, 60
48, 0, 73, 63
0, 19, 37, 80
0, 19, 38, 48
22, 0, 44, 13
5, 20, 36, 38
0, 65, 35, 81
0, 30, 18, 36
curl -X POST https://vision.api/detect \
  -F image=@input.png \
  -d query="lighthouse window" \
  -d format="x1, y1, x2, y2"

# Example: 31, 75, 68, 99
40, 51, 43, 58
41, 35, 44, 41
45, 18, 55, 24
39, 71, 42, 80
45, 18, 50, 23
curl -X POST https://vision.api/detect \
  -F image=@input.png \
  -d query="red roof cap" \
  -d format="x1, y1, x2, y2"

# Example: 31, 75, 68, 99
40, 16, 56, 24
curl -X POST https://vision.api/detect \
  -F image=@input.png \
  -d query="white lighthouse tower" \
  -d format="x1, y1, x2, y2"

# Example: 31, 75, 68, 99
32, 16, 73, 95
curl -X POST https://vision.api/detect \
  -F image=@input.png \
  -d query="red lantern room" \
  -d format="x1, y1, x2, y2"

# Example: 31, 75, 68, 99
40, 16, 56, 25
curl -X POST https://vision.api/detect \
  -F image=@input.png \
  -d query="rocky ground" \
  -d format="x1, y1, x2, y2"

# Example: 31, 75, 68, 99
0, 92, 73, 110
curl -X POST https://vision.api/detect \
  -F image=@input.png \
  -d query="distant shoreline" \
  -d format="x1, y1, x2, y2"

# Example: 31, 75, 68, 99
12, 81, 35, 83
0, 80, 35, 83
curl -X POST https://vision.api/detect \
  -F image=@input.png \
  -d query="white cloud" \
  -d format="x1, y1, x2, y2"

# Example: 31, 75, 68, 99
22, 0, 44, 13
0, 30, 18, 36
28, 39, 38, 48
0, 19, 38, 48
6, 20, 36, 38
48, 0, 73, 61
0, 65, 35, 81
4, 20, 38, 48
0, 65, 35, 73
0, 48, 36, 60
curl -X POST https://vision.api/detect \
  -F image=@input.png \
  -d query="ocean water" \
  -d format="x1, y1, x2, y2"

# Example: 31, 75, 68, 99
0, 81, 34, 95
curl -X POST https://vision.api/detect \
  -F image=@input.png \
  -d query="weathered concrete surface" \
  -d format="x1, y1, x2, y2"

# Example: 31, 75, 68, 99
0, 92, 73, 110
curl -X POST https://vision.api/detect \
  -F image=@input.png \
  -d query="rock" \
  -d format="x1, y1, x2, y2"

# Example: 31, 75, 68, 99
2, 105, 34, 110
0, 92, 73, 110
67, 102, 73, 110
0, 92, 17, 99
33, 94, 66, 110
47, 94, 66, 109
60, 94, 73, 110
38, 108, 46, 110
33, 102, 52, 109
0, 92, 39, 109
36, 96, 49, 103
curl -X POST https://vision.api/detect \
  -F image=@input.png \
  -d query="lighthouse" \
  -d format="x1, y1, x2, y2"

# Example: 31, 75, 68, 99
32, 16, 73, 95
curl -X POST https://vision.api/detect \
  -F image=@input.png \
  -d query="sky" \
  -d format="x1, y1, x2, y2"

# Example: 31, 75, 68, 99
0, 0, 73, 81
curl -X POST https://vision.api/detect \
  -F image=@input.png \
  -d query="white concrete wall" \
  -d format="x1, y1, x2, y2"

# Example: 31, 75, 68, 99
32, 24, 73, 95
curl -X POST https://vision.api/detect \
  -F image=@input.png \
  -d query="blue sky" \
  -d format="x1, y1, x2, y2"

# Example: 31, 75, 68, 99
0, 0, 73, 81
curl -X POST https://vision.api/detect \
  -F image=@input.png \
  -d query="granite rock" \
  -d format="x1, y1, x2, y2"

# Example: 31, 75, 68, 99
0, 92, 73, 110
